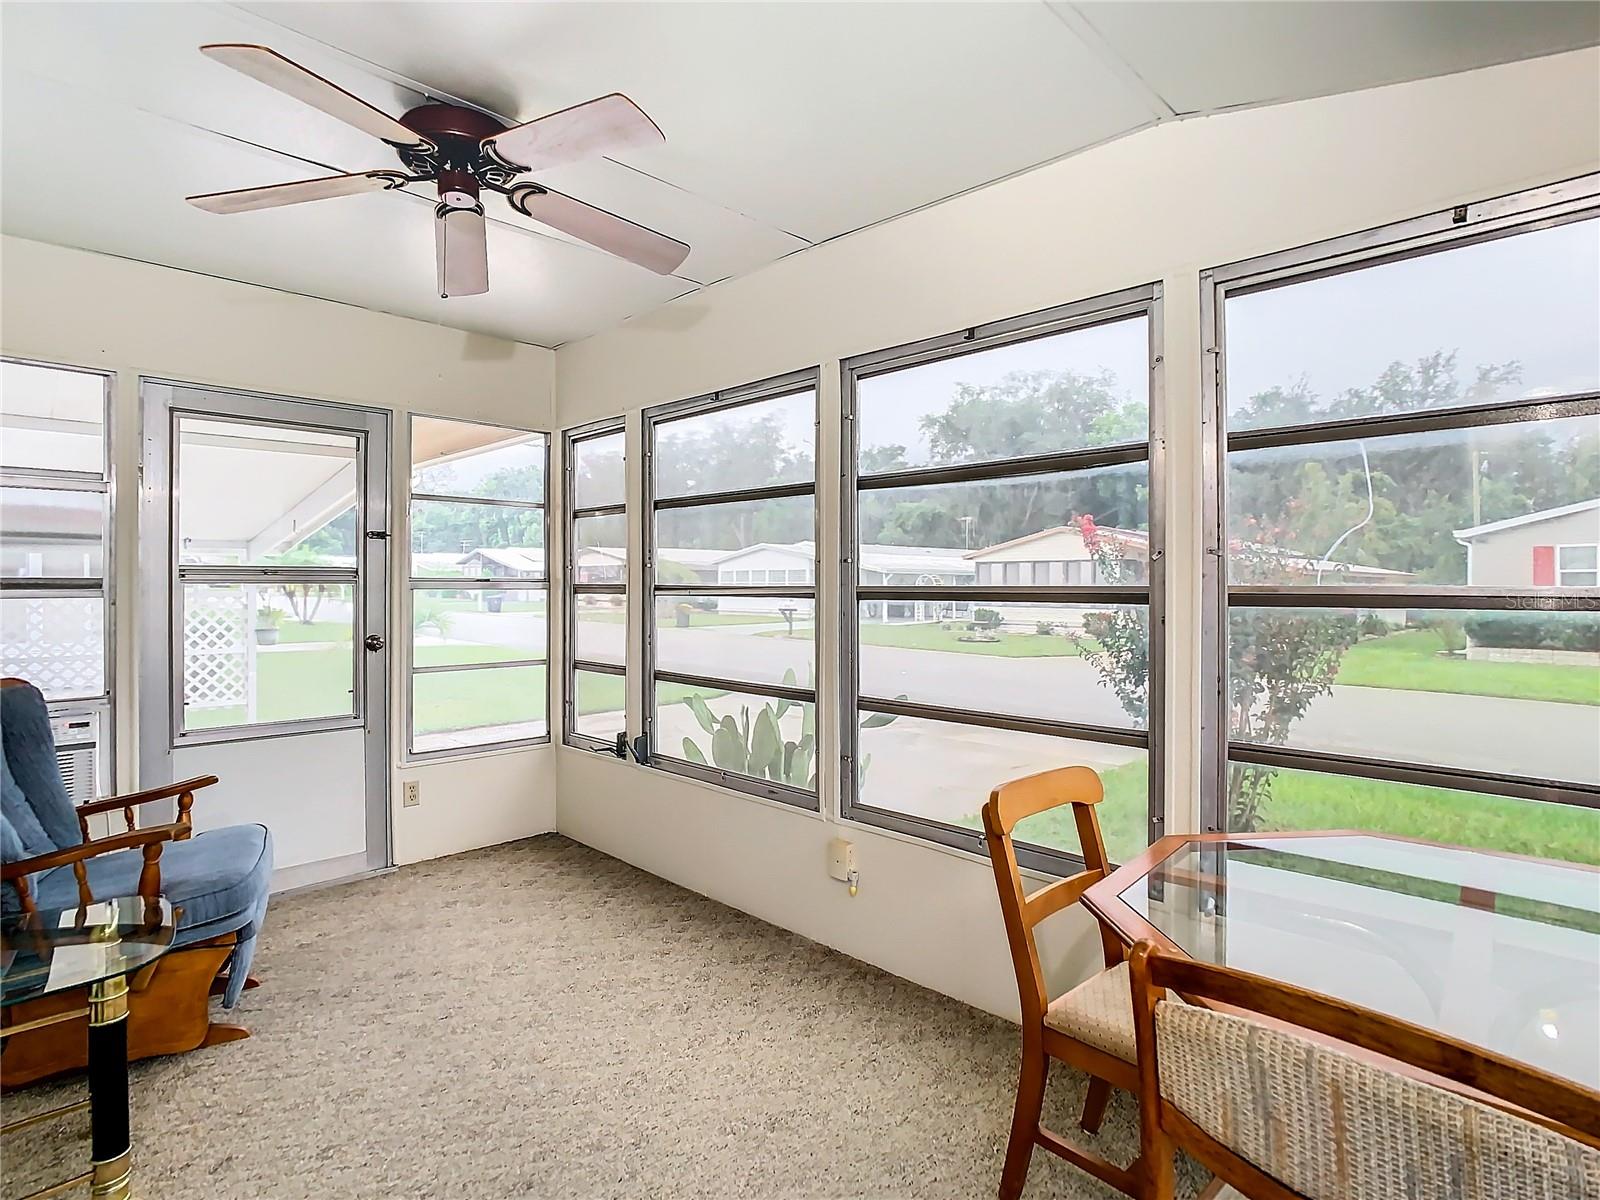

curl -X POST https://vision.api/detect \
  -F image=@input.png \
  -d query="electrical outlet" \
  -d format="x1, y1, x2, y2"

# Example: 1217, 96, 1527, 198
402, 780, 420, 808
827, 837, 855, 881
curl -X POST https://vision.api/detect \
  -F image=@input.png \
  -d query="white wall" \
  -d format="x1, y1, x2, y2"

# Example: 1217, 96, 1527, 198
0, 236, 558, 865
553, 50, 1600, 1020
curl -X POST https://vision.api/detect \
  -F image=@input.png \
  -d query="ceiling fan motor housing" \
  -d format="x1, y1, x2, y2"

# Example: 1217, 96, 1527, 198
396, 103, 514, 209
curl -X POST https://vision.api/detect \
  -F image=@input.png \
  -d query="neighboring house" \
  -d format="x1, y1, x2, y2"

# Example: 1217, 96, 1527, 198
1453, 499, 1600, 587
573, 545, 626, 584
457, 546, 545, 579
968, 525, 1149, 586
712, 541, 975, 620
657, 546, 724, 585
412, 551, 468, 576
966, 524, 1412, 587
857, 543, 974, 622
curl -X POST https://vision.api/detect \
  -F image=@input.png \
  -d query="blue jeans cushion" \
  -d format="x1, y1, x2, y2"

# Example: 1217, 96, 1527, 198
0, 683, 82, 852
32, 823, 273, 1008
1, 803, 30, 916
1, 749, 56, 861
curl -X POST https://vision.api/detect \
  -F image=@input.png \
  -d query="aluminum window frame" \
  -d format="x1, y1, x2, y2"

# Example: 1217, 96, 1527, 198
404, 414, 551, 762
1200, 173, 1600, 832
563, 416, 628, 753
640, 367, 822, 808
0, 356, 117, 790
840, 283, 1167, 876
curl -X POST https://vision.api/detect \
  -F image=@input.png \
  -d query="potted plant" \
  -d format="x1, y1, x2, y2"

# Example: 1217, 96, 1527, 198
254, 606, 284, 646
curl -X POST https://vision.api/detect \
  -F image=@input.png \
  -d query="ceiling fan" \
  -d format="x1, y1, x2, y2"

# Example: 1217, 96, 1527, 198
186, 44, 690, 298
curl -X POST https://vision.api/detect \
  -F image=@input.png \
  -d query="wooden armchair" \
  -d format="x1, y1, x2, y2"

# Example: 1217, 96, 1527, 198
1, 679, 272, 1086
981, 765, 1145, 1199
5, 778, 216, 912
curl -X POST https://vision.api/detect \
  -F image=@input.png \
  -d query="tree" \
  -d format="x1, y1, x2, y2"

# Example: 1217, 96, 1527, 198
1072, 514, 1358, 832
1227, 352, 1594, 586
860, 367, 1149, 550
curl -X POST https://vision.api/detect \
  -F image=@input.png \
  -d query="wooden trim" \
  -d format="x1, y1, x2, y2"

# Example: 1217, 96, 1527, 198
989, 764, 1105, 834
1023, 869, 1099, 927
75, 775, 219, 839
1040, 1027, 1140, 1092
1033, 1125, 1142, 1197
1164, 1104, 1307, 1200
2, 824, 182, 880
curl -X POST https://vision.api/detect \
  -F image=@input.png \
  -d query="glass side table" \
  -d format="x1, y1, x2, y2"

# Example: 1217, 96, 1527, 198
2, 895, 175, 1200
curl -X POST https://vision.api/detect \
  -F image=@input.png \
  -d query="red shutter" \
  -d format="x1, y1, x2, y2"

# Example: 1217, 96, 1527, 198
1532, 545, 1556, 586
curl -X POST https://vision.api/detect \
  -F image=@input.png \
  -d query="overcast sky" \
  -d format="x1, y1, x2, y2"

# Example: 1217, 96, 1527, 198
1226, 217, 1600, 414
672, 216, 1598, 469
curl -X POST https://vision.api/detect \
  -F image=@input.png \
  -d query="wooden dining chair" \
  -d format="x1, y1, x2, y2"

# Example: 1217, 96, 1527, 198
981, 765, 1145, 1199
1126, 939, 1600, 1200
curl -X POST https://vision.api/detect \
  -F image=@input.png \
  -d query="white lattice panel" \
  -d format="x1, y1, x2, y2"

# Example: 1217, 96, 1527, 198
0, 596, 105, 698
184, 588, 250, 710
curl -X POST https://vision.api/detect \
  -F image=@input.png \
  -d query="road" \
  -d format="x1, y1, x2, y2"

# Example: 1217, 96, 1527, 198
446, 613, 1600, 819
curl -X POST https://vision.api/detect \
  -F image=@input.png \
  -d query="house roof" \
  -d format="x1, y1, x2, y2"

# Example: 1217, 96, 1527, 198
858, 543, 975, 576
658, 547, 727, 567
460, 546, 545, 574
713, 540, 975, 576
1452, 499, 1600, 542
966, 525, 1148, 559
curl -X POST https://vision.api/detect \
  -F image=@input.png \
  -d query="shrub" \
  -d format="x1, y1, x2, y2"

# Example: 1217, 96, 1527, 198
1462, 611, 1600, 653
1035, 621, 1058, 636
1357, 612, 1390, 639
974, 607, 1001, 629
1414, 612, 1467, 654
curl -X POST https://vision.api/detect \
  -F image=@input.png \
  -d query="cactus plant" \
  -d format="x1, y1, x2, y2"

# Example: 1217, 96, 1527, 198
678, 667, 898, 789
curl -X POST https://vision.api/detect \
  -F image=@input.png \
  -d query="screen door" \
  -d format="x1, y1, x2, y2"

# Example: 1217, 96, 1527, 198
139, 381, 390, 890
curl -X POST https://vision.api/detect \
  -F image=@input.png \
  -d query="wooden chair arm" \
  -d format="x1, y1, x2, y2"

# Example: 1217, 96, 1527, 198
4, 823, 185, 913
76, 775, 219, 840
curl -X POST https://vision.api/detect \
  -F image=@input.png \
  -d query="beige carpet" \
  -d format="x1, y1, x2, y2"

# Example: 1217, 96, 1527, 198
2, 836, 1206, 1199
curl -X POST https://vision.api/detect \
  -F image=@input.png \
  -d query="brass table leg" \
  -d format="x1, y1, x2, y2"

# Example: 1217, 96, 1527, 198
85, 974, 132, 1200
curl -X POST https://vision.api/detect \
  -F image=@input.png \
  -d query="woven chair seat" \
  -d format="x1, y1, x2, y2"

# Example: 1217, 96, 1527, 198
1043, 960, 1136, 1063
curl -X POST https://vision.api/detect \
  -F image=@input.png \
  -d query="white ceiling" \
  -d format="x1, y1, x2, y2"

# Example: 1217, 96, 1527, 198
2, 2, 1594, 349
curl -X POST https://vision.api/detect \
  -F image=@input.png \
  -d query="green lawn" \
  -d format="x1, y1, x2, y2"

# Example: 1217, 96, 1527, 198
959, 759, 1600, 867
1337, 629, 1598, 706
762, 621, 1087, 658
187, 638, 715, 736
275, 620, 350, 644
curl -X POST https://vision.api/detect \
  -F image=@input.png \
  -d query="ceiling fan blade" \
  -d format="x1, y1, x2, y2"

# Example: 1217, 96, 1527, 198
201, 44, 429, 149
187, 170, 407, 214
508, 185, 688, 276
482, 93, 663, 173
436, 204, 489, 299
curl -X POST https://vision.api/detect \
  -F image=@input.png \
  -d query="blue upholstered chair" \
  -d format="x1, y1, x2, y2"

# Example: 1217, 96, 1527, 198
1, 678, 273, 1084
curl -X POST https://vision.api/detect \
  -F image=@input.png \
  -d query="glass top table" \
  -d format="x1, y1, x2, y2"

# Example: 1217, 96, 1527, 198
2, 895, 175, 1007
1082, 832, 1600, 1090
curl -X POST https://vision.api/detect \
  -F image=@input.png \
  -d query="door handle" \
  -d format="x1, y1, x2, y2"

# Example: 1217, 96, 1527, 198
364, 634, 385, 652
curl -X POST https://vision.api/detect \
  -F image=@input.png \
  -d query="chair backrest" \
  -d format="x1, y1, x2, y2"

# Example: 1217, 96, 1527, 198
1127, 940, 1600, 1200
0, 679, 80, 858
981, 765, 1119, 1027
